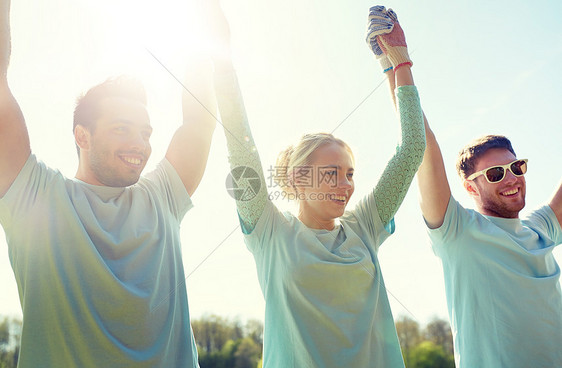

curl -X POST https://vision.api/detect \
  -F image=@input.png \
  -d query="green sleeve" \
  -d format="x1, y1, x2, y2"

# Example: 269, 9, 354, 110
373, 85, 426, 227
214, 69, 268, 233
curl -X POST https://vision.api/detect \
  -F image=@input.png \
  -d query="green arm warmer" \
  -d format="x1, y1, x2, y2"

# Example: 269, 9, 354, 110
373, 85, 425, 227
214, 69, 268, 233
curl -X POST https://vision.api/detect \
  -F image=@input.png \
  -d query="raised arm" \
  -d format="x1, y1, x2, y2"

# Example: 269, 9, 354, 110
366, 7, 425, 227
165, 55, 217, 197
0, 0, 30, 197
385, 67, 451, 229
368, 6, 450, 229
549, 180, 562, 227
373, 66, 425, 226
207, 0, 267, 233
416, 116, 451, 229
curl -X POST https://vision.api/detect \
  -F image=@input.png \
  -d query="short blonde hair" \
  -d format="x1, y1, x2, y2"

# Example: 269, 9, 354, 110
274, 132, 354, 197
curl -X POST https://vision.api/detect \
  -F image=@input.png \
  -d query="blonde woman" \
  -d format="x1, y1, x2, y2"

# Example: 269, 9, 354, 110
212, 4, 424, 367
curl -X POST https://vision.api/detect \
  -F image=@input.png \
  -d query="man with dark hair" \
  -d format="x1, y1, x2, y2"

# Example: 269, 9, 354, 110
0, 1, 215, 366
455, 134, 516, 178
417, 118, 562, 367
73, 76, 148, 156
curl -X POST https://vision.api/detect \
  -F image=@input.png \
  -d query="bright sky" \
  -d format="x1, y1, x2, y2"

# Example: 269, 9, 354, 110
1, 0, 561, 329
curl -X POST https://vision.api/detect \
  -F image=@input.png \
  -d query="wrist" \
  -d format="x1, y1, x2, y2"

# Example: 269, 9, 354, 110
394, 61, 412, 72
379, 56, 393, 73
385, 46, 412, 69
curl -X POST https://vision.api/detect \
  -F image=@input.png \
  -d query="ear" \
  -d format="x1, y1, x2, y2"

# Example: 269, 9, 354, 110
463, 179, 480, 197
74, 125, 91, 151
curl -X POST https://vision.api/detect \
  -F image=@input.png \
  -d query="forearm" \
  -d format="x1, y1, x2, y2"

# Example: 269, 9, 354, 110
165, 58, 217, 196
416, 117, 451, 229
214, 66, 267, 232
374, 83, 425, 226
385, 64, 412, 109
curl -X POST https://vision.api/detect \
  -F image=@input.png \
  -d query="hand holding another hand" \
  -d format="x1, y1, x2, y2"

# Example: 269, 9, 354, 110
366, 6, 412, 72
366, 5, 394, 72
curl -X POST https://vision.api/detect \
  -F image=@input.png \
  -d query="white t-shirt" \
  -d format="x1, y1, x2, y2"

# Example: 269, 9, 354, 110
0, 154, 199, 367
245, 191, 404, 368
430, 196, 562, 368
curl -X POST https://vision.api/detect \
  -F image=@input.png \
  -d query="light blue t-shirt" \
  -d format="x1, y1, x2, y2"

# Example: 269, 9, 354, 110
429, 196, 562, 368
0, 154, 199, 368
245, 192, 404, 368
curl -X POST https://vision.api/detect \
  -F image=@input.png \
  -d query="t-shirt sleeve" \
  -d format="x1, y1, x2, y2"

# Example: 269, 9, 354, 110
141, 159, 193, 222
428, 196, 471, 257
0, 154, 49, 229
346, 189, 394, 252
525, 205, 562, 245
243, 200, 285, 254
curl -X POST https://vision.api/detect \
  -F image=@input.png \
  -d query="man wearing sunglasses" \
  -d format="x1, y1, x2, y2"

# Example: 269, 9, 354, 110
417, 124, 562, 367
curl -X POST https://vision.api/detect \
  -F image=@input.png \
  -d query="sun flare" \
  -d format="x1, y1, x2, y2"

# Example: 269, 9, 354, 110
91, 0, 215, 79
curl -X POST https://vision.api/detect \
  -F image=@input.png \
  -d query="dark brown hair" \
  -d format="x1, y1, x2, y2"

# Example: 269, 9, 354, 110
73, 76, 147, 155
456, 135, 516, 179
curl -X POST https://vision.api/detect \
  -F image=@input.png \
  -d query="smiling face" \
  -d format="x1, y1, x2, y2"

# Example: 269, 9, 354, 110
75, 97, 152, 187
464, 148, 526, 218
296, 142, 355, 229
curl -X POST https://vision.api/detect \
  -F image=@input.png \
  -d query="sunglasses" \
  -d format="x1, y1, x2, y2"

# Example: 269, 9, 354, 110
466, 159, 528, 183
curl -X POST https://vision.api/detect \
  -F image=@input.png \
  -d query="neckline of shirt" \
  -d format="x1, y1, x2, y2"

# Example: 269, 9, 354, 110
72, 178, 128, 201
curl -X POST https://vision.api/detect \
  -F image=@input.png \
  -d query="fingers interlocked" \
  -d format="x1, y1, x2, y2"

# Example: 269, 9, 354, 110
366, 6, 412, 72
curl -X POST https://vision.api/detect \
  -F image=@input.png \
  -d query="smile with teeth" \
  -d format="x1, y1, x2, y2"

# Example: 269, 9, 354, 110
332, 194, 347, 202
121, 156, 142, 166
500, 188, 519, 196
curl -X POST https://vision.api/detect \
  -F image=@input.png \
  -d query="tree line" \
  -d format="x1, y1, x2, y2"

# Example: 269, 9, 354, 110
0, 314, 453, 368
395, 315, 455, 368
192, 315, 264, 368
191, 314, 454, 368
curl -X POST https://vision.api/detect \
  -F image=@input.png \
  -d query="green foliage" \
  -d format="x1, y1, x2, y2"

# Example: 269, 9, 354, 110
193, 315, 263, 368
193, 313, 455, 368
234, 337, 261, 368
395, 315, 421, 365
424, 317, 454, 356
409, 341, 455, 368
192, 315, 243, 354
395, 315, 455, 368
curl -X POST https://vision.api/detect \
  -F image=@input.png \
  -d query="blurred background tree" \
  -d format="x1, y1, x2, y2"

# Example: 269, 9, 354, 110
396, 314, 455, 368
409, 341, 454, 368
423, 317, 454, 357
395, 315, 421, 365
0, 316, 21, 368
192, 314, 263, 368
